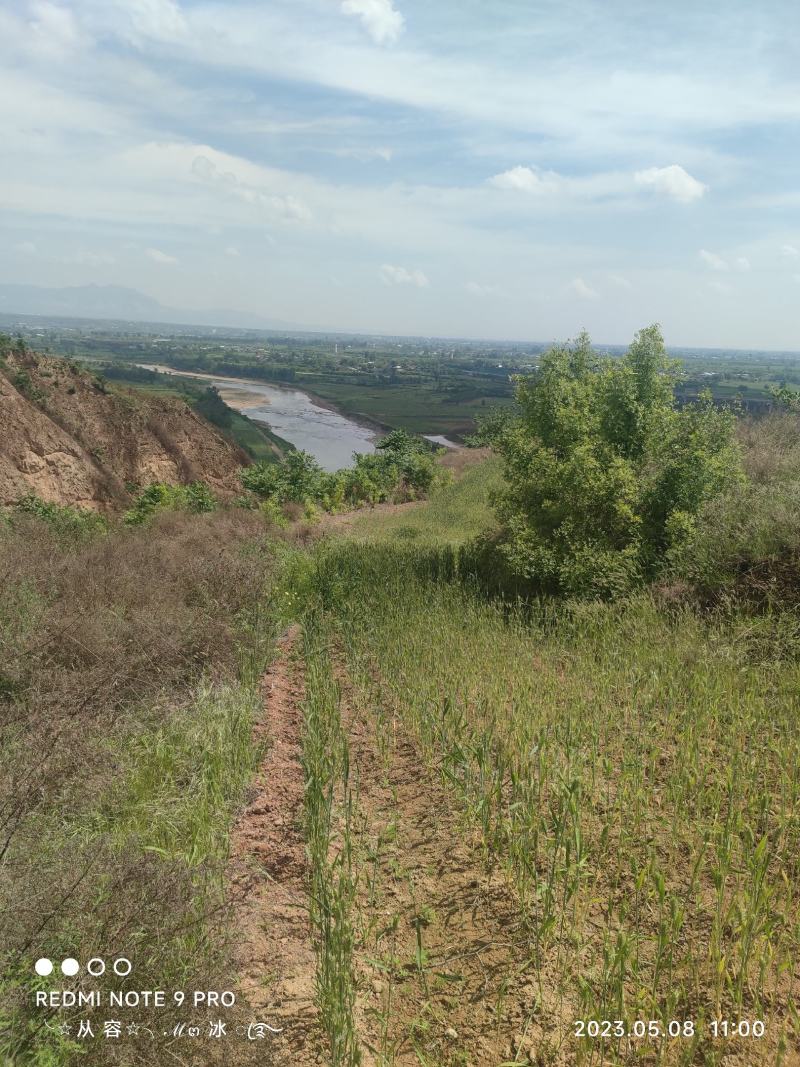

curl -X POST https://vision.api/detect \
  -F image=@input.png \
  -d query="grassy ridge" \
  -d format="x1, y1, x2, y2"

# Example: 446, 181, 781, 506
87, 361, 291, 462
301, 614, 362, 1066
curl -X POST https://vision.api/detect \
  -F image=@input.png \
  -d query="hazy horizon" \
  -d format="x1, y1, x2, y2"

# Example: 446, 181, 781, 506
5, 282, 800, 356
2, 1, 799, 349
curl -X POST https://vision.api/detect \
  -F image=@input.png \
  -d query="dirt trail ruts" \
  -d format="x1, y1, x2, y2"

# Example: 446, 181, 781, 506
335, 658, 540, 1067
227, 626, 323, 1065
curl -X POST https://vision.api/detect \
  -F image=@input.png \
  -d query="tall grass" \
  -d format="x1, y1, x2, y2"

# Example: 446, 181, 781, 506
88, 684, 260, 867
312, 540, 800, 1064
301, 613, 362, 1066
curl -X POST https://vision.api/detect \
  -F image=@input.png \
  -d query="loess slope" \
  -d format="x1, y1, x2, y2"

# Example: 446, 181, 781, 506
0, 350, 248, 510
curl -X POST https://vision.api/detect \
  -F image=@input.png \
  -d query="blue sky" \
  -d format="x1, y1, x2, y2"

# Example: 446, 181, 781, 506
2, 0, 799, 346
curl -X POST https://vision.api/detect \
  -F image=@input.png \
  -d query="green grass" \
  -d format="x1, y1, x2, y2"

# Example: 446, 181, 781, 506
89, 682, 261, 867
342, 454, 502, 545
301, 613, 362, 1066
226, 409, 287, 461
308, 536, 800, 1064
0, 510, 277, 1067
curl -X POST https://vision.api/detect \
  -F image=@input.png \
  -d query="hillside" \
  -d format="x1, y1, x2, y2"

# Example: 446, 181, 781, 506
4, 328, 800, 1066
0, 348, 248, 510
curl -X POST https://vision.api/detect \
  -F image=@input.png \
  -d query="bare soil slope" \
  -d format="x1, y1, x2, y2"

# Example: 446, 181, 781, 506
0, 350, 247, 510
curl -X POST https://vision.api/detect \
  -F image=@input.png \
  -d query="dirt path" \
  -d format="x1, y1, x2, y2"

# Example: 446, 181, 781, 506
336, 658, 540, 1066
226, 626, 324, 1065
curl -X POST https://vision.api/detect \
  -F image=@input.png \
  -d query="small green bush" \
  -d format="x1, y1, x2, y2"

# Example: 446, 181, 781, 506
669, 480, 800, 603
11, 495, 107, 541
124, 481, 218, 525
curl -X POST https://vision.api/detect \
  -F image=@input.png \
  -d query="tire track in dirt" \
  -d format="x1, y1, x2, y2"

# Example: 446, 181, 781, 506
335, 658, 541, 1067
227, 626, 324, 1065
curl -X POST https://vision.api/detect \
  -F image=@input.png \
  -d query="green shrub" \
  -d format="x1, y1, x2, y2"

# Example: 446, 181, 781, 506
669, 480, 800, 603
124, 481, 218, 525
240, 432, 438, 514
463, 405, 516, 447
490, 326, 744, 597
11, 495, 107, 541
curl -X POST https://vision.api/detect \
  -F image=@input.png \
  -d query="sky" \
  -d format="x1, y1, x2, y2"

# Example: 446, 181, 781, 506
1, 0, 799, 347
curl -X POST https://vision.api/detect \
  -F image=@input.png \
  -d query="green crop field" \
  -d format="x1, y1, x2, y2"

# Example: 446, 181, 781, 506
291, 377, 515, 436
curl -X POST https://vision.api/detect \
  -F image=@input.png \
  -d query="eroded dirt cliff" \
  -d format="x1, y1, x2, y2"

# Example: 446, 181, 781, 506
0, 351, 248, 510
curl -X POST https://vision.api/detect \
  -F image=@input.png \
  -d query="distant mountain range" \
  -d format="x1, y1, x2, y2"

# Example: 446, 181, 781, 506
0, 283, 312, 333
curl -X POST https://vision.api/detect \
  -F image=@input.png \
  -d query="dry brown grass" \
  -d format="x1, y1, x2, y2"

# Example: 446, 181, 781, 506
0, 508, 277, 1065
737, 410, 800, 484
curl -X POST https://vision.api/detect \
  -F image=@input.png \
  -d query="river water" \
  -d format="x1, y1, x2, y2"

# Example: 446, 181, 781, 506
139, 365, 377, 471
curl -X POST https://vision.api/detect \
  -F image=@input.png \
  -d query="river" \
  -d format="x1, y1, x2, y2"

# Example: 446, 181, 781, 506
138, 365, 377, 471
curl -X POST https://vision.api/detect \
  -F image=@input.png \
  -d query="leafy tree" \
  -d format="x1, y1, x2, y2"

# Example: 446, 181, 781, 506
375, 428, 426, 455
491, 326, 744, 597
464, 406, 516, 447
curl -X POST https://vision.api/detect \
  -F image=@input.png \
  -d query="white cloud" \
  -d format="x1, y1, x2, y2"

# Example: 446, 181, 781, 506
224, 245, 240, 257
341, 0, 404, 45
14, 241, 38, 255
109, 0, 187, 44
699, 249, 750, 272
781, 244, 800, 258
380, 264, 429, 287
146, 247, 178, 264
569, 277, 598, 300
334, 145, 393, 162
699, 249, 728, 271
28, 1, 81, 55
709, 279, 730, 294
634, 164, 707, 203
466, 282, 501, 297
190, 151, 313, 223
488, 165, 561, 194
608, 273, 632, 289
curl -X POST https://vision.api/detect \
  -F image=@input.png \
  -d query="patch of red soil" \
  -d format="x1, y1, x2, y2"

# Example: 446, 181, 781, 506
227, 626, 323, 1065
